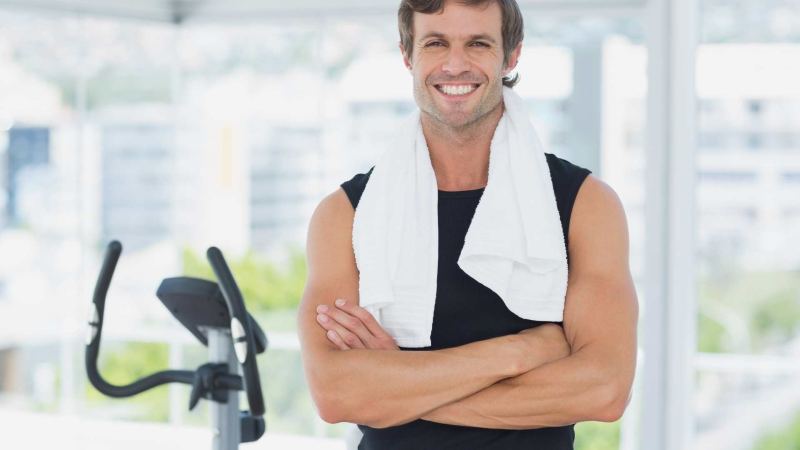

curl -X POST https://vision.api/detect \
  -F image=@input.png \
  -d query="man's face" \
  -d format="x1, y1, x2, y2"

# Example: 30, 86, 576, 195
402, 1, 519, 131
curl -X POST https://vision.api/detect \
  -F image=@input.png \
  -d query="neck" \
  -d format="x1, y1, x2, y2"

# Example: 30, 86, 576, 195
421, 102, 504, 191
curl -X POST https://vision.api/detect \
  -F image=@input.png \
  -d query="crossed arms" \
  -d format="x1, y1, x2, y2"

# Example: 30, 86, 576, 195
297, 175, 638, 429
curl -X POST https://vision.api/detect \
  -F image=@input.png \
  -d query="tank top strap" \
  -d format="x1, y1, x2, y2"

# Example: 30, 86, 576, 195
339, 153, 592, 248
340, 165, 374, 210
544, 153, 593, 250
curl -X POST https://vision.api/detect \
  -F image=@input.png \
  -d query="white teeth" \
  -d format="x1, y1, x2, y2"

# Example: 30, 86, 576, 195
439, 84, 476, 96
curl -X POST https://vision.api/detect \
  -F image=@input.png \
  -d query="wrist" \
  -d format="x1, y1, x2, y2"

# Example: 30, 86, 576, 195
507, 334, 538, 375
516, 329, 564, 373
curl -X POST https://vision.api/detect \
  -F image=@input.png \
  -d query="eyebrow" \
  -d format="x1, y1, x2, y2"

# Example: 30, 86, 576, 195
418, 32, 498, 44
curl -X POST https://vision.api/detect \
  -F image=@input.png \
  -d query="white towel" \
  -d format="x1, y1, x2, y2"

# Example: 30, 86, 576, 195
352, 86, 567, 348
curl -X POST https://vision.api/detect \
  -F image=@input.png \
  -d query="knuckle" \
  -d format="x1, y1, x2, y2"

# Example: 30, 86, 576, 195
351, 308, 367, 320
363, 314, 378, 325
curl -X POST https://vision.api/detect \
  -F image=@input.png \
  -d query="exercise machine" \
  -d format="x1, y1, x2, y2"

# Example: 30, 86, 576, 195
86, 240, 268, 449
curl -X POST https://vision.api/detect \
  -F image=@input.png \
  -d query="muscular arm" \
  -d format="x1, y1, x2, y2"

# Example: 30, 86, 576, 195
419, 176, 639, 429
298, 188, 543, 429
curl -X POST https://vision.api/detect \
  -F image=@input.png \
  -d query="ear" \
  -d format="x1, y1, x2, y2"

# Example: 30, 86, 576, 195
502, 42, 522, 76
400, 42, 412, 71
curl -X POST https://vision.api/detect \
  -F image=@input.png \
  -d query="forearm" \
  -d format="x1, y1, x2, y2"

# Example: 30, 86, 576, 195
421, 346, 627, 429
304, 334, 527, 428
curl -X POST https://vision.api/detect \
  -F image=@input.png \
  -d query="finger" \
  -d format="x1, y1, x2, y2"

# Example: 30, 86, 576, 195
319, 305, 376, 347
325, 329, 350, 350
315, 314, 354, 351
334, 299, 395, 343
316, 312, 338, 332
318, 313, 366, 349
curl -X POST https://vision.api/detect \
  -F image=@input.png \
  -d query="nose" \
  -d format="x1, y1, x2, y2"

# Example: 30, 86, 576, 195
441, 46, 471, 76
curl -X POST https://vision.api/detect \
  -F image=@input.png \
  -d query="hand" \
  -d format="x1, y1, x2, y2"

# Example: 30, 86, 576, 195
316, 299, 399, 351
517, 323, 571, 369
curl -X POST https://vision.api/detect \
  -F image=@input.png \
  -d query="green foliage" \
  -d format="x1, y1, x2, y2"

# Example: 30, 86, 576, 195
574, 421, 621, 450
698, 313, 727, 353
754, 409, 800, 450
697, 270, 800, 353
181, 244, 307, 313
752, 289, 800, 347
85, 342, 170, 422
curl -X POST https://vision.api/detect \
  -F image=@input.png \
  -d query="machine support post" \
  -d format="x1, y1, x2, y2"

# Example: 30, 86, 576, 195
209, 328, 241, 450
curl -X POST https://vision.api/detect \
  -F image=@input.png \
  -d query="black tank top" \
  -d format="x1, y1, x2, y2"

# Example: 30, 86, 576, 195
340, 152, 592, 450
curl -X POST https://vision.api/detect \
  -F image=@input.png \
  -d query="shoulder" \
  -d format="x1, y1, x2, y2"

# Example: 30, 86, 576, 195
567, 174, 630, 276
308, 188, 354, 241
305, 187, 358, 285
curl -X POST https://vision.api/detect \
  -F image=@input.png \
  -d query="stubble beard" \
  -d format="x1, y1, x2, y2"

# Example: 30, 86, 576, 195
414, 76, 505, 137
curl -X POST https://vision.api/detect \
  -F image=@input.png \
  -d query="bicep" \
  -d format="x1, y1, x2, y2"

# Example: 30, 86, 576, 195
298, 188, 361, 386
562, 175, 638, 362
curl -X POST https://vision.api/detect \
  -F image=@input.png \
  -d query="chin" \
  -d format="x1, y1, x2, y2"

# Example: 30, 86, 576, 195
436, 114, 481, 130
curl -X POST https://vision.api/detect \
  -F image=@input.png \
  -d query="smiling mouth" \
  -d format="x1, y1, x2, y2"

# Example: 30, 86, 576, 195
434, 84, 480, 96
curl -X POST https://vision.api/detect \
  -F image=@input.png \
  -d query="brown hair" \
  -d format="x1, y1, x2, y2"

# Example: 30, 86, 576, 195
398, 0, 524, 88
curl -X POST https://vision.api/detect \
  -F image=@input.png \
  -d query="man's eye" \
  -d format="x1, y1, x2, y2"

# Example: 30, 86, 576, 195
470, 41, 489, 48
426, 41, 445, 47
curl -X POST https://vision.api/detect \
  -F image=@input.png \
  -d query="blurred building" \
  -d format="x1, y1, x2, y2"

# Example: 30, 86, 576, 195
250, 125, 325, 253
695, 44, 800, 272
99, 112, 175, 250
602, 41, 800, 277
235, 70, 331, 256
5, 127, 50, 225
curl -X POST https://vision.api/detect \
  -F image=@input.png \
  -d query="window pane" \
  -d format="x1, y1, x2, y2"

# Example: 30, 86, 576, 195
695, 0, 800, 448
696, 0, 800, 356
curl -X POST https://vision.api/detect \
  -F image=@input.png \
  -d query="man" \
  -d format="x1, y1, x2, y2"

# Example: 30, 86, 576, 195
298, 0, 638, 448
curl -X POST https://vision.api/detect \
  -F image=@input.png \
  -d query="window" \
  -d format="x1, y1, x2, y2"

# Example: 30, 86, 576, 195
694, 1, 800, 448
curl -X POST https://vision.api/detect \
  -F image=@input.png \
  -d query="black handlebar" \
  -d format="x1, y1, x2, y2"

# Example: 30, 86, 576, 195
85, 240, 195, 397
207, 247, 265, 416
